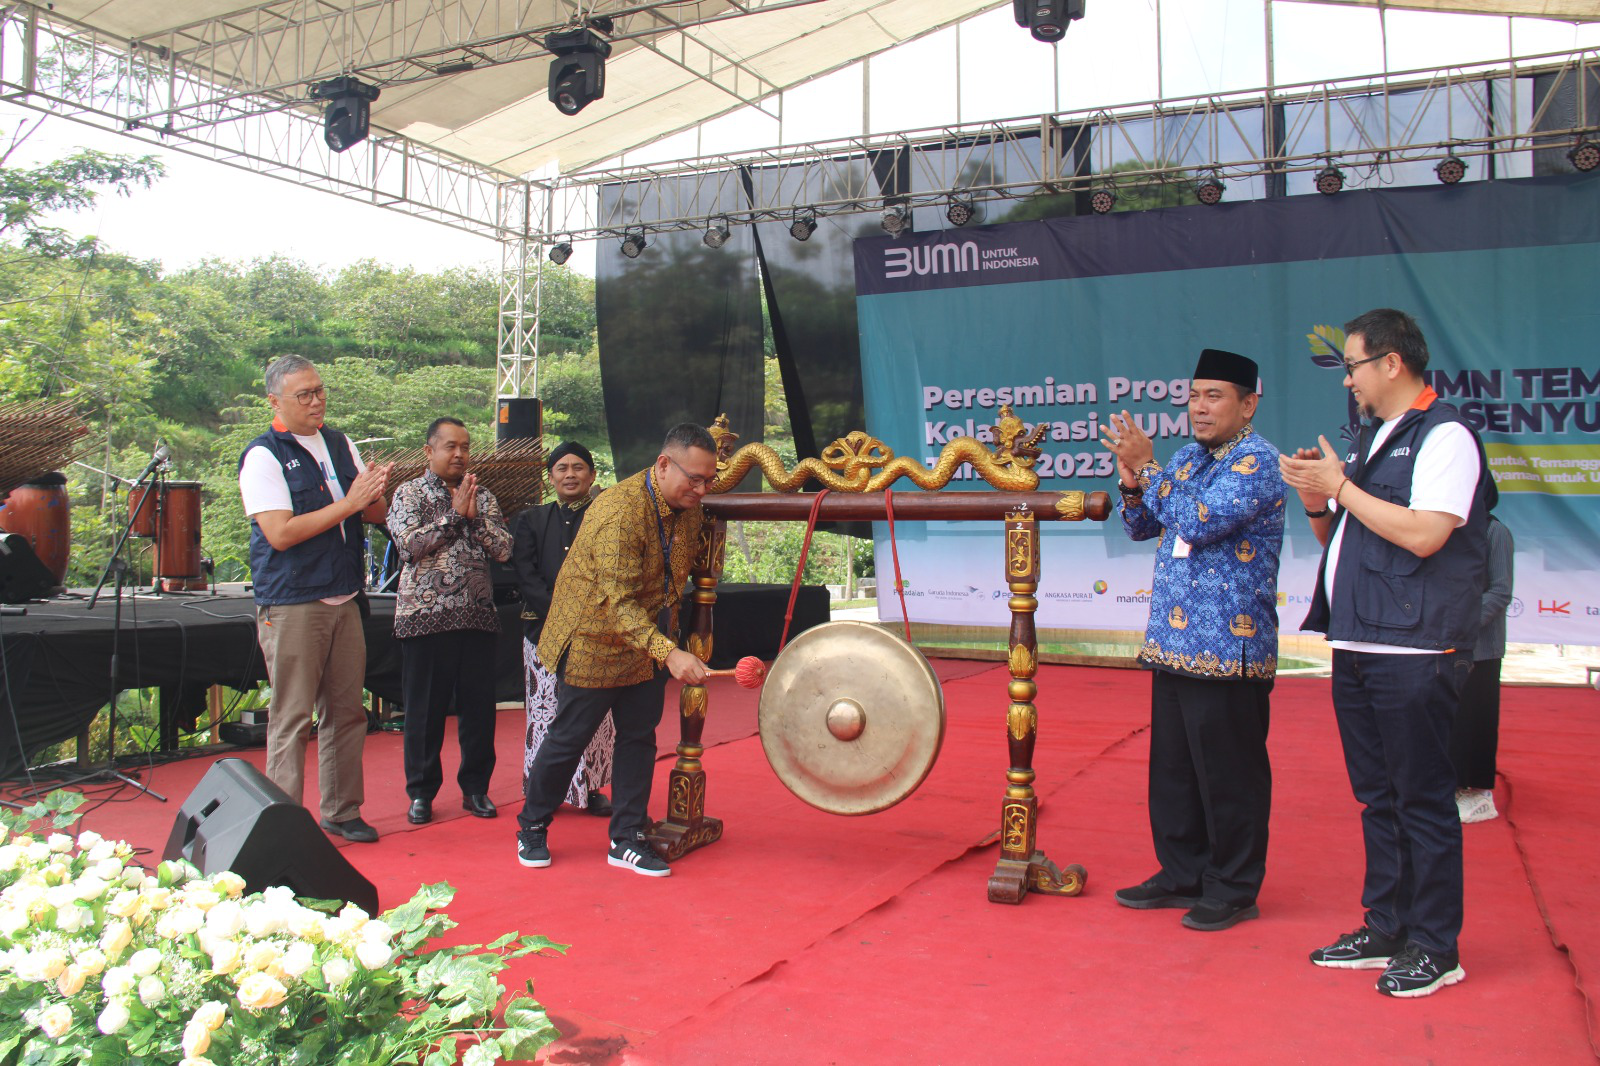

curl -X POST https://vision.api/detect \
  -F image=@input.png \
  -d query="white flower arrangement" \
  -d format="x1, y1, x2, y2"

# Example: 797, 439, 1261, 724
0, 791, 564, 1065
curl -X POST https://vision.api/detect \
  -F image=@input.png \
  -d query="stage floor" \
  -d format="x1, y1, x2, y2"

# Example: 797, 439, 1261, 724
22, 664, 1600, 1064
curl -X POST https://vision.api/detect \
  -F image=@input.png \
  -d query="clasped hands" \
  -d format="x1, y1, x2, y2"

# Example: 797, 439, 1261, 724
1100, 410, 1155, 487
1278, 436, 1347, 509
348, 461, 394, 512
450, 472, 481, 519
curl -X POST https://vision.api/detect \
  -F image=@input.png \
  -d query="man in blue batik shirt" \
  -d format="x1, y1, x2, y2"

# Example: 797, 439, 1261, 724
1102, 348, 1286, 933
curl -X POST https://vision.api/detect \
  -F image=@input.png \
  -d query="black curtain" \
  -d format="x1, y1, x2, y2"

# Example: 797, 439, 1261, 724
595, 178, 764, 477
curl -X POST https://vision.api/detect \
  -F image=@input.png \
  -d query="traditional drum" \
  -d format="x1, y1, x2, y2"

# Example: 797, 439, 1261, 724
0, 473, 71, 583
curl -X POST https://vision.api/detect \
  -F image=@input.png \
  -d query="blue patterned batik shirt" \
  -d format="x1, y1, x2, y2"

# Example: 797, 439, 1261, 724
1120, 424, 1286, 682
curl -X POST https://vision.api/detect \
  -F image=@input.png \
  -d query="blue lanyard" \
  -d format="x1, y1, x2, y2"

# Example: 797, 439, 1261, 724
645, 472, 673, 598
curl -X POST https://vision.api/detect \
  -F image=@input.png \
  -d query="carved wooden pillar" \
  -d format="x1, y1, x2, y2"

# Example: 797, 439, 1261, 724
987, 506, 1086, 903
647, 516, 726, 860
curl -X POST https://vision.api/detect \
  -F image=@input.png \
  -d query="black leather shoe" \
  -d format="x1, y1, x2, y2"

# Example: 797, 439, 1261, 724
407, 798, 432, 825
462, 794, 497, 819
320, 816, 379, 843
585, 792, 613, 817
1182, 899, 1260, 931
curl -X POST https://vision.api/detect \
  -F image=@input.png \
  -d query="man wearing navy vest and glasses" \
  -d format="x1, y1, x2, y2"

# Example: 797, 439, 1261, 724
239, 355, 394, 843
1281, 308, 1490, 998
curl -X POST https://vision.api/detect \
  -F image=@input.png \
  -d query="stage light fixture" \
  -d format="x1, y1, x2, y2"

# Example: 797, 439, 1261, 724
1434, 156, 1467, 185
1194, 176, 1225, 206
946, 196, 976, 227
1315, 165, 1345, 196
1012, 0, 1086, 43
703, 217, 731, 248
620, 231, 648, 259
548, 240, 574, 265
789, 210, 817, 241
545, 26, 613, 116
1089, 186, 1117, 215
881, 201, 910, 236
1569, 139, 1600, 173
312, 76, 380, 153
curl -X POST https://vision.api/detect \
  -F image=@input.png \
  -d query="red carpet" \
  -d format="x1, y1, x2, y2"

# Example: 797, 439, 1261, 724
40, 665, 1600, 1064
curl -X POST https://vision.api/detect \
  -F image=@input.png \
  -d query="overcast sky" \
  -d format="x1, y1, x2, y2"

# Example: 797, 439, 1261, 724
4, 0, 1596, 279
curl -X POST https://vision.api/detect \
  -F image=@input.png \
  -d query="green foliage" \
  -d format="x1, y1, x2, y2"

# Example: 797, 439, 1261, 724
538, 342, 614, 481
0, 132, 164, 257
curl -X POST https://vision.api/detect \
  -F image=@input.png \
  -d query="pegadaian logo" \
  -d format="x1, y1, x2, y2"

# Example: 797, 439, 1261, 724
884, 241, 979, 279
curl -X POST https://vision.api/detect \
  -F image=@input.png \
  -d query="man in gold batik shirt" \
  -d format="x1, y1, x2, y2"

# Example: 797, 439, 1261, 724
514, 423, 716, 878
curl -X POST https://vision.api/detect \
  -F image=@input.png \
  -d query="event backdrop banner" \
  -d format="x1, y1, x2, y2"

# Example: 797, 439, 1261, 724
853, 173, 1600, 644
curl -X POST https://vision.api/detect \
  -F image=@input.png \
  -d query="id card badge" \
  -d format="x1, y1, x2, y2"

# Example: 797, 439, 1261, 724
1172, 535, 1193, 558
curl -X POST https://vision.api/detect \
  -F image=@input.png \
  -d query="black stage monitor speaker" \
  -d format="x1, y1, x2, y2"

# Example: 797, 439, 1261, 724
496, 396, 542, 446
163, 758, 379, 914
0, 533, 58, 604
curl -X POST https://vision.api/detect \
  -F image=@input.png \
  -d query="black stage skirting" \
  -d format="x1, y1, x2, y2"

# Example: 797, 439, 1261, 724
0, 583, 827, 777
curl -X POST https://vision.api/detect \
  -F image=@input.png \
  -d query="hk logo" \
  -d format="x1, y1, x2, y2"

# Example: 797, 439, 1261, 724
1538, 600, 1570, 615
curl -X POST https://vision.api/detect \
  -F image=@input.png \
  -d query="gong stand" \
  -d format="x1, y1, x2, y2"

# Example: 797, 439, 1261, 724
646, 409, 1112, 904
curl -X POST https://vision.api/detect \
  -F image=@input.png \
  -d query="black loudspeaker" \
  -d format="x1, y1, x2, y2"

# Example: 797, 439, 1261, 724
162, 758, 379, 914
495, 396, 543, 446
0, 533, 57, 604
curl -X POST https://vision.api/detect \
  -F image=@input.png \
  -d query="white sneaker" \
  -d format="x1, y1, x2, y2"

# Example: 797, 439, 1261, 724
1457, 789, 1498, 824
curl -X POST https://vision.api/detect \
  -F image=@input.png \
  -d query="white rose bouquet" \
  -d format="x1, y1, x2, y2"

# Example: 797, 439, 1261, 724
0, 791, 564, 1065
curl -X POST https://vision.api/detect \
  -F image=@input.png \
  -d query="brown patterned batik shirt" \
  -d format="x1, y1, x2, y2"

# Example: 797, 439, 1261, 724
386, 470, 514, 638
537, 466, 705, 688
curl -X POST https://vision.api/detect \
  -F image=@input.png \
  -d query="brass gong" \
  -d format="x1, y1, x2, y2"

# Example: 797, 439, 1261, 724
758, 620, 945, 815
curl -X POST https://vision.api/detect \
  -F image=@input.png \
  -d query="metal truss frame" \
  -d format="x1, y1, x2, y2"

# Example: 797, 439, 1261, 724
0, 3, 523, 240
118, 0, 828, 130
4, 0, 1596, 399
542, 46, 1600, 242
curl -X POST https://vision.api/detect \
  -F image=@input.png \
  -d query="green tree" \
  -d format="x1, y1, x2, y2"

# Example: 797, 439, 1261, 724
0, 121, 164, 257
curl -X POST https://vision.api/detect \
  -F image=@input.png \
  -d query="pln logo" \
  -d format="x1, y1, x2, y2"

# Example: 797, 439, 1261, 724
1092, 580, 1108, 595
1507, 597, 1524, 618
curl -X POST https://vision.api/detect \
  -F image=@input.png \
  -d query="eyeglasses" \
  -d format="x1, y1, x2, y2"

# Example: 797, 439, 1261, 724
282, 386, 327, 406
1341, 353, 1388, 376
666, 453, 713, 489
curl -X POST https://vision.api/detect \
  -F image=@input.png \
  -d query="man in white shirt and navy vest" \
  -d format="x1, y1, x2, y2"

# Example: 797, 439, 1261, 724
239, 355, 393, 843
1281, 308, 1489, 998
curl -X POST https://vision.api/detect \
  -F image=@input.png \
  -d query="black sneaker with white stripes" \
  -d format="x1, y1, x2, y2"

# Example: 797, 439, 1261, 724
1309, 924, 1404, 969
516, 826, 551, 868
1376, 944, 1465, 998
607, 832, 670, 877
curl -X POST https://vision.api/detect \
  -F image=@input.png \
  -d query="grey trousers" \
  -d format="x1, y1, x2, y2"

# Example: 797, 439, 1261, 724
255, 599, 368, 822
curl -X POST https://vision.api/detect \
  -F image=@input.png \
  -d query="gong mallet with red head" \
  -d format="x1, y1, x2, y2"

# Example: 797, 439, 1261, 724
702, 656, 767, 689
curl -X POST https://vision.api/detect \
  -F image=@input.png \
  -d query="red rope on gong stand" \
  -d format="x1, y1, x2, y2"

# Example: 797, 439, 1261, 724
778, 488, 831, 652
884, 488, 912, 643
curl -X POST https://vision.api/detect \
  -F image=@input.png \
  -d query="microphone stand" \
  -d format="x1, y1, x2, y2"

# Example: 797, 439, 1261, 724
49, 448, 174, 801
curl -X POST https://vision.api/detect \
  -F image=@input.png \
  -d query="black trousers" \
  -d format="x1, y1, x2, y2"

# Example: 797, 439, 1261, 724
517, 666, 668, 842
1147, 670, 1273, 908
400, 630, 497, 800
1331, 649, 1467, 954
1449, 657, 1501, 791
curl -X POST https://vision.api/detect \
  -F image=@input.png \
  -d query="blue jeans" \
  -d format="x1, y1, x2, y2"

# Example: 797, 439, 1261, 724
1331, 648, 1471, 954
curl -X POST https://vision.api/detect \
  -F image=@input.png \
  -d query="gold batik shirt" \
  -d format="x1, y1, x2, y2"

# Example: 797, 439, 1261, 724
536, 467, 705, 687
